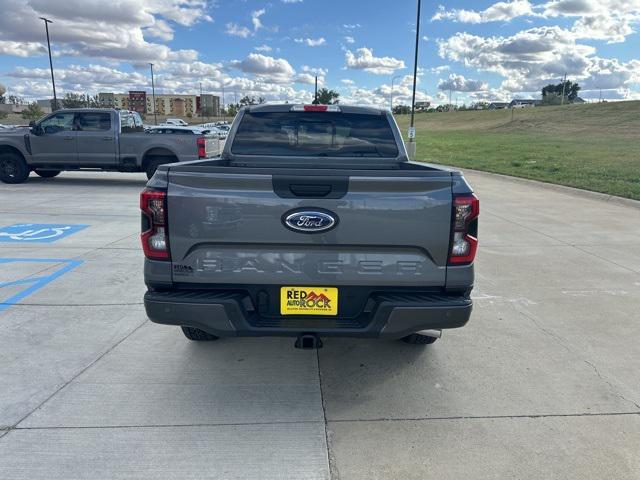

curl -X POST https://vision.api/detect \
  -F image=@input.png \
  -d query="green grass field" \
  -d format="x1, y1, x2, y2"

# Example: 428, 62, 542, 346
395, 101, 640, 200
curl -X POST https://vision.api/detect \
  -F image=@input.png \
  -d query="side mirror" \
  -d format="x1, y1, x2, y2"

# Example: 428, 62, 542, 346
30, 122, 43, 136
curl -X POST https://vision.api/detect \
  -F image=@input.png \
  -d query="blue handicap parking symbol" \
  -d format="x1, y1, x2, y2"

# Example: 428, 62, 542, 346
0, 224, 89, 243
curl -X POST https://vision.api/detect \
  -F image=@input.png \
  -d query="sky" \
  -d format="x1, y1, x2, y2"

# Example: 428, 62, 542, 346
0, 0, 639, 107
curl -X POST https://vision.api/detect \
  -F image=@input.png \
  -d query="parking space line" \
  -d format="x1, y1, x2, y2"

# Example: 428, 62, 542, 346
0, 258, 83, 313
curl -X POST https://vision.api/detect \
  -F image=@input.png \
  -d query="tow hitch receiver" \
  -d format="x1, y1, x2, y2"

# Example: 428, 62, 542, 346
295, 333, 323, 349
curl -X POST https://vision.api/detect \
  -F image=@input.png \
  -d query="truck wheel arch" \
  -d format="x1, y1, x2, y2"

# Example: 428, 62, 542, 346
141, 147, 178, 170
0, 145, 27, 162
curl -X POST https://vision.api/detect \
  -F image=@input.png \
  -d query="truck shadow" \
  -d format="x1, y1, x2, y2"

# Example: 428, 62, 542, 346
28, 175, 148, 188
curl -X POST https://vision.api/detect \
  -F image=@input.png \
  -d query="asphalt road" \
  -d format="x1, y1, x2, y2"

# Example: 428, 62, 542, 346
0, 171, 639, 479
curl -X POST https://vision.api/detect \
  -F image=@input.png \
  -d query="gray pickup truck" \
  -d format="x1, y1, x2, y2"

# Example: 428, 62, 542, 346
0, 108, 219, 183
142, 104, 479, 349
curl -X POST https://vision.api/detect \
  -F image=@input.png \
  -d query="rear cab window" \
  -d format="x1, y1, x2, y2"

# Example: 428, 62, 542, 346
231, 111, 399, 158
76, 112, 111, 131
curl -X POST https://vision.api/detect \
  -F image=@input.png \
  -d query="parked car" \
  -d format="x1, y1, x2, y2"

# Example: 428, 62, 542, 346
146, 125, 211, 135
0, 108, 220, 183
142, 104, 479, 349
162, 118, 189, 126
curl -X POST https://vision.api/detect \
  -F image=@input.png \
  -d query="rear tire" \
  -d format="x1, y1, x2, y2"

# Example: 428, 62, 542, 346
0, 152, 30, 184
401, 333, 438, 345
181, 326, 219, 341
145, 156, 176, 180
35, 169, 61, 178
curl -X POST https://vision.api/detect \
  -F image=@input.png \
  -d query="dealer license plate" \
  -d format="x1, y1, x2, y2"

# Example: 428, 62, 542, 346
280, 286, 338, 316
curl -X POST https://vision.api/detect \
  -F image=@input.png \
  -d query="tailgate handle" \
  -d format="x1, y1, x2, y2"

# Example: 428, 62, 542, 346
289, 184, 332, 197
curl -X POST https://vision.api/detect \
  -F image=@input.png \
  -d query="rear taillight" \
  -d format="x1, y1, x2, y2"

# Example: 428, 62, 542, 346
197, 137, 206, 158
448, 194, 479, 265
140, 188, 170, 261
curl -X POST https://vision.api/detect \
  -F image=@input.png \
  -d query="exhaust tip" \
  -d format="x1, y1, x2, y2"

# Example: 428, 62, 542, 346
295, 333, 323, 350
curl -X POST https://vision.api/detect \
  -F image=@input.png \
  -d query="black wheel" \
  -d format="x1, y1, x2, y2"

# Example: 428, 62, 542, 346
145, 159, 162, 180
181, 326, 219, 341
401, 333, 438, 345
35, 169, 61, 178
0, 152, 30, 184
145, 156, 176, 180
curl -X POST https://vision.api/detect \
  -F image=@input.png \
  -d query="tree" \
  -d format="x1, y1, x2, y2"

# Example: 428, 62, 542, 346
541, 81, 581, 103
225, 103, 240, 116
61, 92, 100, 108
21, 102, 45, 121
470, 101, 489, 110
238, 95, 257, 106
0, 110, 8, 120
8, 95, 23, 105
393, 105, 411, 115
314, 88, 340, 105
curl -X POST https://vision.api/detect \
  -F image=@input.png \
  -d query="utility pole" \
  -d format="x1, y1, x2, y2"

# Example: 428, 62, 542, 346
560, 73, 567, 106
222, 83, 226, 121
149, 63, 157, 125
407, 0, 422, 160
449, 87, 452, 111
199, 82, 204, 123
39, 17, 58, 111
314, 76, 319, 104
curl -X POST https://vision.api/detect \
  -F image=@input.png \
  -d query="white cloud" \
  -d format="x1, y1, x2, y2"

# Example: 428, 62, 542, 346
254, 44, 273, 52
230, 53, 295, 83
225, 23, 251, 38
430, 65, 451, 73
438, 74, 489, 92
344, 47, 406, 75
432, 0, 640, 43
294, 65, 327, 84
432, 1, 535, 23
437, 26, 640, 95
281, 0, 303, 3
0, 0, 210, 63
294, 37, 326, 47
341, 79, 355, 85
344, 36, 355, 44
251, 9, 266, 31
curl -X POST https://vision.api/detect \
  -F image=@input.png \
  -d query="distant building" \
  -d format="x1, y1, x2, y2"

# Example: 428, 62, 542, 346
415, 101, 431, 111
199, 94, 221, 116
128, 91, 147, 113
36, 99, 53, 113
98, 91, 220, 117
488, 102, 509, 110
509, 99, 541, 108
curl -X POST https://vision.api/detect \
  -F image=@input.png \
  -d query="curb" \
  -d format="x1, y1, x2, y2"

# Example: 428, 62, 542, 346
456, 168, 640, 209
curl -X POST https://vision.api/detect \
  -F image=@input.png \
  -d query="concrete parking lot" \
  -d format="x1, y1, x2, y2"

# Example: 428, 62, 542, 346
0, 170, 639, 479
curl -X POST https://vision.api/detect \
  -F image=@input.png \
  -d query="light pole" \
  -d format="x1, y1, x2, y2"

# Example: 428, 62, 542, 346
199, 81, 203, 123
221, 82, 226, 121
39, 17, 57, 111
407, 0, 422, 160
390, 74, 403, 113
149, 63, 157, 125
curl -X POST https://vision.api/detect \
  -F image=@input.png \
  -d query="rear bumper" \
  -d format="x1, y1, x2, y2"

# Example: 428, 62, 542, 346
144, 289, 472, 340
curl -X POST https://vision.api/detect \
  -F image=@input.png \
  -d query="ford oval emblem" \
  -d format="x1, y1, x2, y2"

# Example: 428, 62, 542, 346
283, 209, 338, 233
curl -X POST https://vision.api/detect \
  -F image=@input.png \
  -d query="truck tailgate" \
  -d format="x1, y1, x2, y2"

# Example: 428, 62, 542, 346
167, 169, 452, 286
